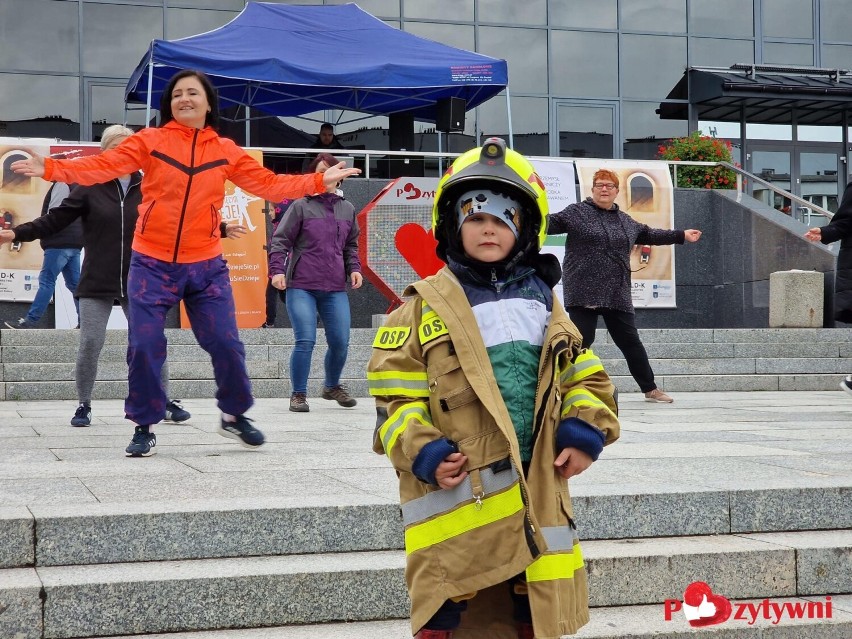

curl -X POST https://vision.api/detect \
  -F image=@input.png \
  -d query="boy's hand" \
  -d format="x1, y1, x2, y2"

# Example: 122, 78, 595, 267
554, 447, 593, 479
435, 451, 468, 489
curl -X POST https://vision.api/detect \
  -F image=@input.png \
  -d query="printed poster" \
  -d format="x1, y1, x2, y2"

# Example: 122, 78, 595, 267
574, 159, 676, 308
0, 139, 98, 315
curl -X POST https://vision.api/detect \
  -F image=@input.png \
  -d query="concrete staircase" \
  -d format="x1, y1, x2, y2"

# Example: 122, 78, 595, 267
1, 327, 851, 638
4, 481, 851, 637
1, 327, 851, 400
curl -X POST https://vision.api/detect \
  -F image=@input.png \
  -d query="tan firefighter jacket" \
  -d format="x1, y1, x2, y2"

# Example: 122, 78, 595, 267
367, 267, 620, 639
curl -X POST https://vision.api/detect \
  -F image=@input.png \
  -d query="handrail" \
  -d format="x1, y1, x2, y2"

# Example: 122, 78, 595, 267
668, 159, 834, 222
252, 146, 463, 179
250, 146, 836, 223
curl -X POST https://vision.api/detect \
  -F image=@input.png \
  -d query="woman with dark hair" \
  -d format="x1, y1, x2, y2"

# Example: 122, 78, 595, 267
269, 152, 362, 413
264, 153, 340, 327
12, 69, 360, 457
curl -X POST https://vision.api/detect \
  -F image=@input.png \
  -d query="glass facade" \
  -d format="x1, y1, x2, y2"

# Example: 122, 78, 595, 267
2, 0, 851, 163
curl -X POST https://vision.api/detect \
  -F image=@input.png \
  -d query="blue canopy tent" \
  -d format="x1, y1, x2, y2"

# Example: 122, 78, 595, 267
124, 2, 510, 141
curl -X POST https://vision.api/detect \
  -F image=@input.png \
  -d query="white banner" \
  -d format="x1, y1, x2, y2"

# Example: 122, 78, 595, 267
574, 159, 677, 308
530, 157, 576, 304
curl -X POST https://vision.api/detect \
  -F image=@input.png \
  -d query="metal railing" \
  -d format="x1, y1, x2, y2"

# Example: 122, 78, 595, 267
670, 160, 835, 224
265, 147, 836, 225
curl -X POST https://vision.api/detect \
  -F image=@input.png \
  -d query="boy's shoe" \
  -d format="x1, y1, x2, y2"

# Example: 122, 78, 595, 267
70, 403, 91, 427
644, 388, 674, 403
164, 399, 191, 423
218, 415, 265, 448
321, 384, 357, 407
4, 317, 36, 329
841, 375, 852, 397
289, 392, 310, 412
125, 427, 156, 457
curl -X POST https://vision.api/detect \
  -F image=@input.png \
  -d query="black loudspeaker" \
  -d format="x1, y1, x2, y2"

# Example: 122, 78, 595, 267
388, 112, 423, 177
389, 112, 415, 151
436, 97, 466, 132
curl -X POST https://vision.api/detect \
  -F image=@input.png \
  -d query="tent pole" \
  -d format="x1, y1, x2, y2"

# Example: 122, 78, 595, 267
145, 57, 154, 128
437, 130, 442, 175
505, 88, 514, 148
246, 105, 251, 146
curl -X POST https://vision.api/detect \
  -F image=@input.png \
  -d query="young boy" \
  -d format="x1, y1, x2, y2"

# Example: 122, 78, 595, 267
367, 138, 621, 639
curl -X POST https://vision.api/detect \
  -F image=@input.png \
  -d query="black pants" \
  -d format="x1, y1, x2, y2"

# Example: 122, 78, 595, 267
265, 281, 286, 326
566, 306, 657, 393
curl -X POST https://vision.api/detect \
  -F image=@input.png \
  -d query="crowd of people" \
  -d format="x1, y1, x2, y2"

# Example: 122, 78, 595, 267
5, 68, 850, 639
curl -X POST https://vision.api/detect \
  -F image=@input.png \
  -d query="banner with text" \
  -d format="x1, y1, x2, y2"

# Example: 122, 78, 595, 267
530, 158, 577, 304
574, 159, 676, 308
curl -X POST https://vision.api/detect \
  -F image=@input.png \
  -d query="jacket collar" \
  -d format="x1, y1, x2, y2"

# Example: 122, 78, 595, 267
161, 120, 219, 142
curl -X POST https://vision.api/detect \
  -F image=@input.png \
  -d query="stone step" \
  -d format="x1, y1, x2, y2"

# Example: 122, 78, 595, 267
2, 327, 851, 399
5, 371, 848, 400
3, 531, 849, 638
3, 484, 849, 570
63, 596, 852, 639
6, 340, 852, 364
2, 327, 851, 350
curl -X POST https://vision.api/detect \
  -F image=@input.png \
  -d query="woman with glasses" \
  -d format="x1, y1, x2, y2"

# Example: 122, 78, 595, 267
546, 169, 702, 403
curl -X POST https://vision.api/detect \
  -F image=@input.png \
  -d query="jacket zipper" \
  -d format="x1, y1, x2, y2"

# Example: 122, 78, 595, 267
114, 180, 125, 296
172, 129, 198, 263
118, 177, 141, 297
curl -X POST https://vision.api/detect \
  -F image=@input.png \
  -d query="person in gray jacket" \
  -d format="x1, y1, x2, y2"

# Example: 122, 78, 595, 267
547, 168, 702, 403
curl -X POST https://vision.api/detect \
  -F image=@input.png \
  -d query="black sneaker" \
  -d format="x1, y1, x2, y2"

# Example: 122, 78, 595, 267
841, 375, 852, 398
289, 392, 310, 412
70, 403, 91, 427
164, 399, 191, 423
4, 317, 36, 329
321, 384, 357, 407
218, 415, 265, 448
125, 427, 156, 457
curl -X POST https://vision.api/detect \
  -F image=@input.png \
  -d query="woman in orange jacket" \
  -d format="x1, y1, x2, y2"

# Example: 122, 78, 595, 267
12, 69, 360, 458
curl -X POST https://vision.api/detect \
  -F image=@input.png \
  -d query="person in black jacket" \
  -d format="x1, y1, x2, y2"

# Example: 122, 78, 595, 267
0, 125, 191, 427
805, 182, 852, 396
3, 180, 83, 329
547, 168, 702, 404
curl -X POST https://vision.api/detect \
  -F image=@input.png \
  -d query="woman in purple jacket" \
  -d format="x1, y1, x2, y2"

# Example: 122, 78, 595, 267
269, 157, 362, 412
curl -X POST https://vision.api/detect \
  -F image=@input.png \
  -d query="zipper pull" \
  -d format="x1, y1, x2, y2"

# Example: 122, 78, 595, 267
474, 491, 484, 510
491, 268, 504, 293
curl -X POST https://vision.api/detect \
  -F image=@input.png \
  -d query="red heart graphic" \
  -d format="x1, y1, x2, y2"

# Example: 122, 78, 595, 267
394, 223, 445, 279
683, 582, 732, 627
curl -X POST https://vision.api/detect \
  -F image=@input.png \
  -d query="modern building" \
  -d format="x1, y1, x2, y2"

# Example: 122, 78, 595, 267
3, 0, 852, 207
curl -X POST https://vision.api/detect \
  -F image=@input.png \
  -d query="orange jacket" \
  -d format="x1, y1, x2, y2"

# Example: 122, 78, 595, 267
43, 121, 324, 263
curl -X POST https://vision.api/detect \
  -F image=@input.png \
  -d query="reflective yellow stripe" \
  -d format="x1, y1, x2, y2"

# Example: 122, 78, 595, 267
379, 401, 430, 455
561, 349, 605, 384
526, 543, 585, 582
561, 388, 616, 420
367, 370, 430, 397
405, 483, 523, 554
